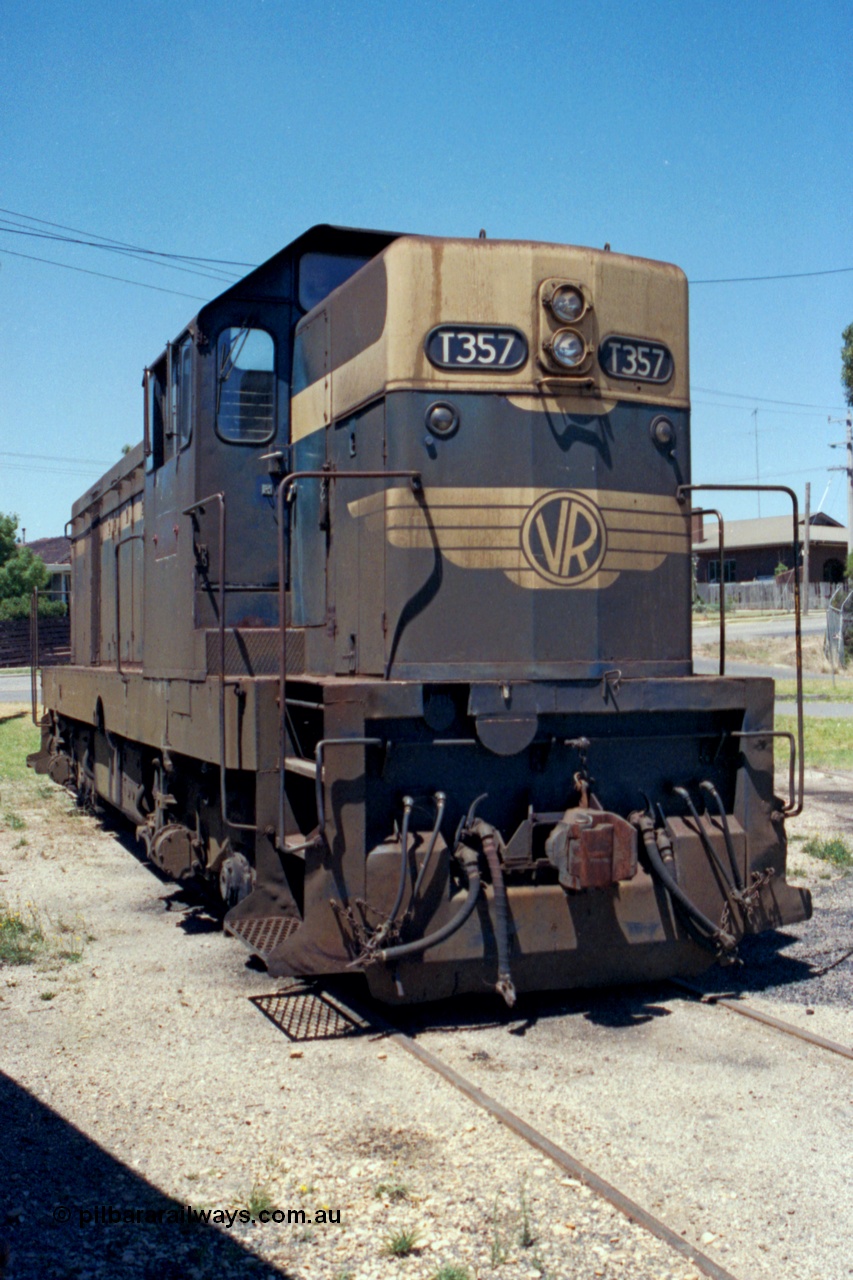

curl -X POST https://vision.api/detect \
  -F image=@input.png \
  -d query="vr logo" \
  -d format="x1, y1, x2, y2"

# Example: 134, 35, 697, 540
520, 491, 607, 585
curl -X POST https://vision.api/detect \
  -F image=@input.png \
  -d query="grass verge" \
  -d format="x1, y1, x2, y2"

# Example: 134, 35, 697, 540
801, 835, 853, 868
0, 710, 41, 783
775, 677, 853, 702
776, 714, 853, 773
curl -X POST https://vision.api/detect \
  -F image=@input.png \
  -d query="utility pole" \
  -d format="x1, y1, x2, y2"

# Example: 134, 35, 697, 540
803, 482, 810, 615
752, 409, 761, 517
828, 411, 853, 562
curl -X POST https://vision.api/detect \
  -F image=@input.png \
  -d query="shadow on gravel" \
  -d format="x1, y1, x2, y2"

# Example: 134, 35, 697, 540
689, 930, 815, 996
329, 979, 676, 1040
0, 1070, 292, 1280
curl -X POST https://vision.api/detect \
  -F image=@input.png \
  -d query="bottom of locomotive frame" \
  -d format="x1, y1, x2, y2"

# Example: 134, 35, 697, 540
29, 669, 812, 1007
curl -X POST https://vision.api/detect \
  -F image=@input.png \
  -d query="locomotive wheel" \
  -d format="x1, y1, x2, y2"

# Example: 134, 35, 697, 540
219, 852, 254, 909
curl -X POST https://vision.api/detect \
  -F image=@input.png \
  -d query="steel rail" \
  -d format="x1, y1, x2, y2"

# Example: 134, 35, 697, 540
669, 977, 853, 1061
321, 987, 741, 1280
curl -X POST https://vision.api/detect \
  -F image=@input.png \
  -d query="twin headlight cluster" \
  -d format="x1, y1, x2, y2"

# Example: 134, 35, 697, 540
540, 280, 592, 373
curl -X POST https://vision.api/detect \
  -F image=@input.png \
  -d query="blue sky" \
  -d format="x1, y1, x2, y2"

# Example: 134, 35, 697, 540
1, 0, 850, 539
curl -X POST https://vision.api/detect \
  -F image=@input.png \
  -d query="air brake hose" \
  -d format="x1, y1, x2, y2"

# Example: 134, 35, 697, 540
699, 781, 745, 891
630, 811, 737, 955
387, 796, 415, 926
470, 819, 516, 1008
411, 791, 447, 905
674, 787, 737, 894
375, 846, 482, 964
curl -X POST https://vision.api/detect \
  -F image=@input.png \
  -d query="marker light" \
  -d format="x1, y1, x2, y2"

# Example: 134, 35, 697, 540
550, 328, 586, 369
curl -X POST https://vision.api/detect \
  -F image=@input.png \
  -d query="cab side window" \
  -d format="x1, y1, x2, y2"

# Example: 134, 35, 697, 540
215, 327, 275, 444
171, 336, 194, 452
145, 362, 167, 472
145, 337, 192, 471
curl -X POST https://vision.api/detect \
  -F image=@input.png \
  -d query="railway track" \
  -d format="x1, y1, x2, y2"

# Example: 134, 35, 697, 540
668, 976, 853, 1061
272, 974, 853, 1280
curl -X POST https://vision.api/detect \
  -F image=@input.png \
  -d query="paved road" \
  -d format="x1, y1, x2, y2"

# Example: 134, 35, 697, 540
693, 610, 828, 643
0, 672, 37, 704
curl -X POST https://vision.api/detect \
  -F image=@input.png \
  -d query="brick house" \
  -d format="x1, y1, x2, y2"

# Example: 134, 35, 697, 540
24, 536, 72, 605
692, 513, 847, 585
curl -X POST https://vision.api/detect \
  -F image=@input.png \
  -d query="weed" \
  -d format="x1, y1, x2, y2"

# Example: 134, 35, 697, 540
518, 1181, 535, 1248
3, 812, 26, 831
383, 1226, 421, 1257
39, 990, 56, 1001
245, 1183, 274, 1217
490, 1193, 508, 1266
802, 835, 853, 868
433, 1266, 471, 1280
374, 1179, 409, 1202
296, 1226, 316, 1243
14, 837, 28, 849
0, 904, 45, 965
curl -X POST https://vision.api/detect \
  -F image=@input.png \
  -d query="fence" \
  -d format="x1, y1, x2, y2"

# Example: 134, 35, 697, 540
696, 580, 837, 612
825, 587, 853, 669
0, 616, 71, 668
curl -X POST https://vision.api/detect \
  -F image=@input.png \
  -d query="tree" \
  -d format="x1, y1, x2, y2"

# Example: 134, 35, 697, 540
842, 322, 853, 407
0, 512, 49, 617
0, 512, 17, 565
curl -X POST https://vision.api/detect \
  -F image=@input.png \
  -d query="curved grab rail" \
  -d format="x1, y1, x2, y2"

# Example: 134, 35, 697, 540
274, 469, 421, 849
677, 483, 803, 817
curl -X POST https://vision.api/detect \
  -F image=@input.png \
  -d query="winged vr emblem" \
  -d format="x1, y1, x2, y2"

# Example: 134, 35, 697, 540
347, 487, 688, 591
520, 491, 607, 585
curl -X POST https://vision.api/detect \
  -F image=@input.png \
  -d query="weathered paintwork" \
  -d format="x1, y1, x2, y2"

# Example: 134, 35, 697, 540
32, 225, 810, 1004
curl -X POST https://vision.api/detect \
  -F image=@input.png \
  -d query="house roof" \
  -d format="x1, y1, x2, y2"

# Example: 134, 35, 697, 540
24, 536, 71, 566
693, 513, 847, 553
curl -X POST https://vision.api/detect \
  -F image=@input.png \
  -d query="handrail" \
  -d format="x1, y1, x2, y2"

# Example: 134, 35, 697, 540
29, 588, 39, 725
274, 468, 421, 849
114, 534, 145, 677
183, 492, 256, 834
691, 508, 726, 674
678, 483, 803, 816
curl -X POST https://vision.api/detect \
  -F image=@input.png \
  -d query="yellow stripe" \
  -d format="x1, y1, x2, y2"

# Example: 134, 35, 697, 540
290, 378, 329, 443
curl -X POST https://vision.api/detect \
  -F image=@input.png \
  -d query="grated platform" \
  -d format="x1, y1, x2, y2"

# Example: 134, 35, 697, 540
225, 914, 301, 960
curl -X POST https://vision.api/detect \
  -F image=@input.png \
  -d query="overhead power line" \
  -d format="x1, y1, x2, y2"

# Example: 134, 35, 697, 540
690, 266, 853, 284
0, 222, 240, 286
0, 246, 209, 301
0, 207, 257, 268
1, 451, 115, 466
692, 386, 845, 411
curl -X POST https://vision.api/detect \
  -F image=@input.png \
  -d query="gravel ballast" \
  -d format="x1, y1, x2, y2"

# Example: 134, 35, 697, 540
2, 715, 851, 1280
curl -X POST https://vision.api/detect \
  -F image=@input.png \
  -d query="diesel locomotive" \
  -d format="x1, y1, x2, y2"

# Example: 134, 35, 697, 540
29, 224, 811, 1003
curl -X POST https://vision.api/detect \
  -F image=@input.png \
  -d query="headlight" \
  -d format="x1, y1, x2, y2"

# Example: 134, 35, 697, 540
550, 328, 587, 369
549, 285, 585, 323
